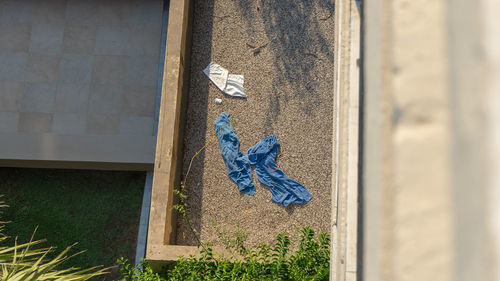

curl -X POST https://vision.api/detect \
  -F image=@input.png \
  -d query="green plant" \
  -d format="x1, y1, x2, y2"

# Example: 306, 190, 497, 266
0, 195, 108, 280
172, 182, 203, 247
163, 226, 330, 281
169, 169, 330, 280
117, 258, 165, 281
0, 236, 108, 280
118, 226, 330, 281
211, 220, 248, 256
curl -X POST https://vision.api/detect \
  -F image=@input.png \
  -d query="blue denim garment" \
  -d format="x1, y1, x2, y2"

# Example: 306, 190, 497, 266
248, 135, 313, 207
214, 112, 255, 195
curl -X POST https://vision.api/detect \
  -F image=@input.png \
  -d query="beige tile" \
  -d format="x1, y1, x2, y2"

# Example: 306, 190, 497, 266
62, 25, 96, 54
21, 82, 56, 113
0, 0, 35, 24
86, 114, 119, 135
126, 55, 159, 86
120, 85, 155, 116
29, 24, 64, 55
0, 23, 31, 52
59, 54, 93, 85
0, 52, 27, 81
127, 27, 161, 55
65, 0, 99, 25
0, 82, 24, 111
120, 116, 153, 135
130, 0, 164, 27
18, 112, 52, 132
26, 54, 60, 82
91, 55, 126, 85
88, 83, 122, 114
52, 113, 86, 135
0, 112, 19, 132
95, 26, 128, 55
33, 0, 67, 24
54, 83, 90, 114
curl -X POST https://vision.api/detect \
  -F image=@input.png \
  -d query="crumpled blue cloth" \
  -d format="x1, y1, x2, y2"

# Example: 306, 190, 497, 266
214, 112, 255, 195
247, 135, 313, 207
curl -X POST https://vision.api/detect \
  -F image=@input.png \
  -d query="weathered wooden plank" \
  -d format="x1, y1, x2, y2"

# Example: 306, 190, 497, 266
147, 0, 193, 260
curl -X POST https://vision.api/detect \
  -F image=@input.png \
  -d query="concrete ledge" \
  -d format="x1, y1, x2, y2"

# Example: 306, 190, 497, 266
0, 132, 155, 170
146, 0, 193, 262
147, 245, 202, 261
0, 160, 153, 171
147, 245, 236, 271
331, 0, 361, 280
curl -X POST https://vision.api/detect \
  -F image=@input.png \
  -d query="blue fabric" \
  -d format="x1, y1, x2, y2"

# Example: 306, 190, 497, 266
247, 135, 313, 207
214, 112, 255, 195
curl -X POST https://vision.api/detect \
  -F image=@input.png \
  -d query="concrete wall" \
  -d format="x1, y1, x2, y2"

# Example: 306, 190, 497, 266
362, 0, 500, 280
484, 0, 500, 278
331, 0, 360, 280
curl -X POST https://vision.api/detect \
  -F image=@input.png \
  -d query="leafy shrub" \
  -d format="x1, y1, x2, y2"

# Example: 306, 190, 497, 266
118, 258, 165, 281
118, 226, 330, 281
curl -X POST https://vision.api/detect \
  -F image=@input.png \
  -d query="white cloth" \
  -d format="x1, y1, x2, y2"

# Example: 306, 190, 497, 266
225, 74, 245, 98
203, 62, 246, 98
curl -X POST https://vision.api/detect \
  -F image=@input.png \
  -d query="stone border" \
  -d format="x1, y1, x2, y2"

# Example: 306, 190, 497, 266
134, 0, 170, 265
331, 0, 361, 280
0, 133, 154, 170
146, 0, 197, 262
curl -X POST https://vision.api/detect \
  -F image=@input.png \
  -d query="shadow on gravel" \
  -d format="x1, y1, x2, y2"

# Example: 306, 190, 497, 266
176, 1, 215, 246
235, 0, 335, 108
235, 0, 334, 135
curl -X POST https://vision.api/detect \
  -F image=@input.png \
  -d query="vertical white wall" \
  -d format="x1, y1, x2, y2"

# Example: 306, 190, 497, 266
362, 0, 500, 280
484, 0, 500, 279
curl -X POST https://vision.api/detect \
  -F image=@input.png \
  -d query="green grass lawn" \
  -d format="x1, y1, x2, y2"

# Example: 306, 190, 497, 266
0, 168, 145, 279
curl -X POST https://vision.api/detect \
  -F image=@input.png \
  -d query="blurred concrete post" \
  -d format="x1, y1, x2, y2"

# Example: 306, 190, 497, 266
362, 0, 500, 280
331, 0, 361, 280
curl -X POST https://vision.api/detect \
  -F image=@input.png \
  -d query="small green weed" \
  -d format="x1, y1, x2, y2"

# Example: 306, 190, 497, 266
118, 258, 165, 281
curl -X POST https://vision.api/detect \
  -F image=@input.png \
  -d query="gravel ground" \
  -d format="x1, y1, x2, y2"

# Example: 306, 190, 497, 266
177, 0, 335, 247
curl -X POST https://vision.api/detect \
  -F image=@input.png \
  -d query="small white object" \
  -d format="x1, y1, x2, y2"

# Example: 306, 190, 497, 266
215, 98, 222, 104
203, 62, 246, 98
